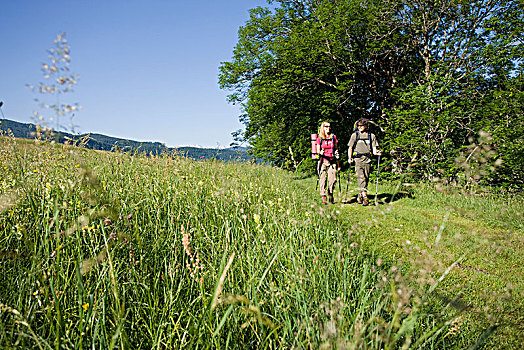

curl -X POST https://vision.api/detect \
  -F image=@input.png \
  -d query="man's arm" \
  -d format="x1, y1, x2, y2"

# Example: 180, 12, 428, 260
372, 134, 382, 156
347, 133, 355, 163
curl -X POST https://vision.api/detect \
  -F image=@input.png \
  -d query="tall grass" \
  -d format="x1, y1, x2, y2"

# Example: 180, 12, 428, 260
345, 181, 524, 350
0, 135, 516, 348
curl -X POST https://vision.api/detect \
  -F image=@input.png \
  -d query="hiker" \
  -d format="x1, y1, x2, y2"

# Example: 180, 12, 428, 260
347, 118, 382, 206
316, 121, 339, 204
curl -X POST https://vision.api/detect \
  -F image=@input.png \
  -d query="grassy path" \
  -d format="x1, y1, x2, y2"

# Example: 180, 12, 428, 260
320, 178, 524, 349
1, 135, 522, 348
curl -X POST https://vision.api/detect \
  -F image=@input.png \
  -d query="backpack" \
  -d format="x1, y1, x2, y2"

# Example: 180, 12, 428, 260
350, 130, 373, 157
311, 133, 318, 159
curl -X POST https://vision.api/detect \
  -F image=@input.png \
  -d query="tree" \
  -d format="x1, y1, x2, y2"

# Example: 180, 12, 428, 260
384, 0, 523, 187
220, 0, 523, 187
220, 0, 414, 169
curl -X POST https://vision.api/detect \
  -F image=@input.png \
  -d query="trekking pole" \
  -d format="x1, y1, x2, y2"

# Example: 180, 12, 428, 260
338, 171, 341, 194
315, 159, 321, 191
337, 160, 341, 195
346, 159, 353, 191
374, 154, 381, 206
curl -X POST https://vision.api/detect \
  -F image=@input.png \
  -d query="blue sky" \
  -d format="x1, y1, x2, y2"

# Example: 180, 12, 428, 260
0, 0, 270, 148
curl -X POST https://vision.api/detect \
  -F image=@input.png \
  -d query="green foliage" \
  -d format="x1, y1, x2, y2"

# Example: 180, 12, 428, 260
361, 182, 524, 350
2, 137, 523, 348
220, 0, 411, 168
385, 0, 524, 188
220, 0, 524, 189
5, 137, 520, 348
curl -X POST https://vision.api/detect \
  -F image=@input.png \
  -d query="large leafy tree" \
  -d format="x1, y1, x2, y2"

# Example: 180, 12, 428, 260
220, 0, 415, 169
220, 0, 523, 188
384, 0, 523, 187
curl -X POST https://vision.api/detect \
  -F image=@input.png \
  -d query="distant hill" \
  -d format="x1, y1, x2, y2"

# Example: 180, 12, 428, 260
0, 118, 252, 162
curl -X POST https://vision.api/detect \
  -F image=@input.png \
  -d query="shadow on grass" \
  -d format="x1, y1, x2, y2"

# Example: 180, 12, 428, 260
341, 190, 414, 205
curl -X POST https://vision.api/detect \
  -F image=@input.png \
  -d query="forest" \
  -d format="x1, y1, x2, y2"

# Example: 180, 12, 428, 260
0, 118, 252, 162
219, 0, 523, 189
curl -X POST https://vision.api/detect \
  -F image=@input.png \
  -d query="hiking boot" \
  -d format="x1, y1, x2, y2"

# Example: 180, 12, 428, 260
357, 193, 363, 204
322, 196, 328, 205
362, 196, 369, 206
328, 193, 334, 204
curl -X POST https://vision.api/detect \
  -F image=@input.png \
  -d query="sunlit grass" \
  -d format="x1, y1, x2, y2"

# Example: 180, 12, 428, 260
335, 181, 523, 350
0, 135, 522, 349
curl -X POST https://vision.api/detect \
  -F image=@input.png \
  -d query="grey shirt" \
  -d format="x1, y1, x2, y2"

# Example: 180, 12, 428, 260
347, 131, 378, 164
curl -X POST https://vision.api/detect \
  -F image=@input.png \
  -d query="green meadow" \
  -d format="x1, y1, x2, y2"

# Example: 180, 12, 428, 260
1, 135, 522, 349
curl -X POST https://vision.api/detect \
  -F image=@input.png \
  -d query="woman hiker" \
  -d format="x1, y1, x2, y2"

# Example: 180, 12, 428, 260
316, 121, 340, 204
347, 118, 382, 206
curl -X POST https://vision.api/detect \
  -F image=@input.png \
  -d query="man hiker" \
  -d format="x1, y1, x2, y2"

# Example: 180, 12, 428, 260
347, 118, 382, 206
316, 121, 340, 204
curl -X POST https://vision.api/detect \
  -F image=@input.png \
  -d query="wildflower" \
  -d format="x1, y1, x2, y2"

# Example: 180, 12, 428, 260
182, 226, 191, 256
181, 225, 204, 282
104, 218, 111, 226
446, 316, 464, 337
82, 303, 89, 311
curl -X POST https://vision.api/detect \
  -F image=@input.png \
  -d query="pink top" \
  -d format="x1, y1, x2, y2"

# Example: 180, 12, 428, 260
316, 135, 338, 159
